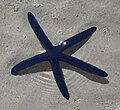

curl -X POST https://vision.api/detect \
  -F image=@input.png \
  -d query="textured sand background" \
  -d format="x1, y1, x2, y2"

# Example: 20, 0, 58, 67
0, 0, 120, 110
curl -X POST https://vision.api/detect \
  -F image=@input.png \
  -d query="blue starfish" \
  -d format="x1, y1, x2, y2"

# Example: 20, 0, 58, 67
11, 12, 108, 99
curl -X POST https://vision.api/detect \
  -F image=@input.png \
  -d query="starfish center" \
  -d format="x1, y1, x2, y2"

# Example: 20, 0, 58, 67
47, 47, 60, 60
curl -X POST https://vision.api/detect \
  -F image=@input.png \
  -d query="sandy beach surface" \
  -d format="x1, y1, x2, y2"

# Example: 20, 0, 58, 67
0, 0, 120, 110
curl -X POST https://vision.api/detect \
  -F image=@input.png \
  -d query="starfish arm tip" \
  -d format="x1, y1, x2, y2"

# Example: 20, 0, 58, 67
11, 67, 18, 75
28, 12, 32, 16
90, 26, 97, 33
102, 71, 108, 77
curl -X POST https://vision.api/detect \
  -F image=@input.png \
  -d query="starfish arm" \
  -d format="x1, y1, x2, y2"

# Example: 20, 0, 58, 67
50, 60, 69, 99
11, 53, 48, 75
28, 12, 53, 51
60, 54, 108, 77
58, 27, 96, 51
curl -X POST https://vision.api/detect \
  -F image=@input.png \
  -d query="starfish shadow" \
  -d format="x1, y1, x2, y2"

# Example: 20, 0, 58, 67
11, 12, 108, 100
17, 38, 109, 84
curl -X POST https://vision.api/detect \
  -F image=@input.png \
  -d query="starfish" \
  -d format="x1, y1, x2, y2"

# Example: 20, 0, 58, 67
11, 12, 108, 99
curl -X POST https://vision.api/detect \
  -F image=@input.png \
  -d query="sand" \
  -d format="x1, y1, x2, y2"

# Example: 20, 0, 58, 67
0, 0, 120, 110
